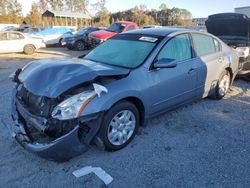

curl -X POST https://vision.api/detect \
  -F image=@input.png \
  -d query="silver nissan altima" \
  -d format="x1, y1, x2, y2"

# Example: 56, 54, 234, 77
10, 28, 239, 161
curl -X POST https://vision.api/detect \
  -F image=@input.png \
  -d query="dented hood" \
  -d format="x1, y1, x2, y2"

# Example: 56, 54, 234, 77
18, 58, 129, 98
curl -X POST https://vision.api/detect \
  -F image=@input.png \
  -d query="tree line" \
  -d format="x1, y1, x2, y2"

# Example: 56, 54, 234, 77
0, 0, 193, 27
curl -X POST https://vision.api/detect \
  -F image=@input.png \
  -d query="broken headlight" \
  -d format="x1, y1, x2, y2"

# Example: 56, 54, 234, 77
52, 84, 108, 120
52, 90, 96, 120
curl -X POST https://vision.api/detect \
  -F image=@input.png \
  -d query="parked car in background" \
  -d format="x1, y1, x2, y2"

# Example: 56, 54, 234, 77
206, 13, 250, 80
62, 27, 100, 50
0, 31, 45, 54
30, 27, 72, 46
88, 21, 138, 48
10, 28, 239, 161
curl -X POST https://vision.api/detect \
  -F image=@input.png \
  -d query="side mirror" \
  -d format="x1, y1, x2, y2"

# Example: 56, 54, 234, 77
154, 58, 177, 68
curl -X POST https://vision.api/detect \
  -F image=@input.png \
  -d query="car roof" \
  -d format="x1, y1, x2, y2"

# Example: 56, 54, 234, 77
123, 27, 190, 36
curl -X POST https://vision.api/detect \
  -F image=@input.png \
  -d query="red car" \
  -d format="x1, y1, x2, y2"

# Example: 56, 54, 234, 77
88, 21, 138, 48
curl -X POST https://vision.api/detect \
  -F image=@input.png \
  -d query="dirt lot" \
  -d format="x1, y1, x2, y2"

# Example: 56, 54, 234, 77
0, 48, 250, 188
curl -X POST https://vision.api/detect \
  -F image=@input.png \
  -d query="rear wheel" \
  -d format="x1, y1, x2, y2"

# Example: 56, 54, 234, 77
23, 44, 35, 55
214, 70, 231, 99
100, 101, 139, 151
75, 40, 85, 51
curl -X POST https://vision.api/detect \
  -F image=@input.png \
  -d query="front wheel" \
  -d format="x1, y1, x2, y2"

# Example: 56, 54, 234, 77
100, 101, 139, 151
75, 41, 85, 51
23, 44, 35, 55
214, 70, 231, 99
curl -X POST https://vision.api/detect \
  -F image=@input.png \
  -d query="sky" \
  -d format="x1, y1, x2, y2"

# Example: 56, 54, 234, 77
18, 0, 250, 18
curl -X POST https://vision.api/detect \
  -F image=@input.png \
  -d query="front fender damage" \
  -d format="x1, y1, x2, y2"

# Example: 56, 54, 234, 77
9, 59, 129, 161
11, 86, 105, 162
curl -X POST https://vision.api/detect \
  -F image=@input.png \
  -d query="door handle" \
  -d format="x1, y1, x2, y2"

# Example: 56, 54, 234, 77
188, 68, 196, 74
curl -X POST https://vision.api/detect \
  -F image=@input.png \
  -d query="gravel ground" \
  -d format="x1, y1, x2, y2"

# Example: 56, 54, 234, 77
0, 49, 250, 188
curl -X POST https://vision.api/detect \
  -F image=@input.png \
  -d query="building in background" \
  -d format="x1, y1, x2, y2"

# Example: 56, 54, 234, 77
42, 10, 91, 27
235, 6, 250, 17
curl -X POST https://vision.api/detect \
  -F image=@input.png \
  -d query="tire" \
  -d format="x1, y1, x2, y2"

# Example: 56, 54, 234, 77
23, 44, 35, 55
100, 101, 140, 151
66, 44, 74, 50
75, 40, 85, 51
213, 70, 231, 99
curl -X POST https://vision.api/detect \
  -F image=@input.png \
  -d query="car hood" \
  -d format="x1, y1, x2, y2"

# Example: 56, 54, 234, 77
89, 30, 117, 40
18, 58, 129, 98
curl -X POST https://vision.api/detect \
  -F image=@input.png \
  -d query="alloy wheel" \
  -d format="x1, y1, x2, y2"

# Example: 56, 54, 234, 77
107, 110, 136, 146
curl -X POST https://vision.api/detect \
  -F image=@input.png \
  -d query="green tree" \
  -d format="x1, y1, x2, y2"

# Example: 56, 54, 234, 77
47, 0, 64, 11
1, 0, 23, 24
25, 3, 42, 26
38, 0, 48, 13
65, 0, 89, 12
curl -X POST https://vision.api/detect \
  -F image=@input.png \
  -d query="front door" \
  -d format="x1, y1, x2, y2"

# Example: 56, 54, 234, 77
146, 34, 198, 114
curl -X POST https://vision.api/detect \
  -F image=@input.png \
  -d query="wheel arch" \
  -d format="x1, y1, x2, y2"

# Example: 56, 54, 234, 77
105, 96, 146, 126
225, 67, 233, 84
24, 44, 36, 50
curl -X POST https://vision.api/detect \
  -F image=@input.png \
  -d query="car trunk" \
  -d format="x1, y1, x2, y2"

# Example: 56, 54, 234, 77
205, 13, 250, 47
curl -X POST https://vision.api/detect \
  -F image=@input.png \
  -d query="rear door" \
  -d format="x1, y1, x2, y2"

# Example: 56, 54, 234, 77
0, 32, 8, 53
191, 33, 225, 97
147, 33, 198, 114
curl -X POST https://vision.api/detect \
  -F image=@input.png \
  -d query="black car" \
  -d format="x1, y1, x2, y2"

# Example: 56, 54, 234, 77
206, 13, 250, 80
62, 27, 100, 51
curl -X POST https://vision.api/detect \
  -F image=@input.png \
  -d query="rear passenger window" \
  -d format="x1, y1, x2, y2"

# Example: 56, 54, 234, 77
8, 33, 24, 40
192, 34, 216, 56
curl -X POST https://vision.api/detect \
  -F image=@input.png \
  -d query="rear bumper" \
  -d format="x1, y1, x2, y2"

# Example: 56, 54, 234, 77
10, 88, 104, 162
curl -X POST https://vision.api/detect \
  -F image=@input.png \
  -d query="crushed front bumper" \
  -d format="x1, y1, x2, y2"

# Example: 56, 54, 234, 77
10, 88, 104, 162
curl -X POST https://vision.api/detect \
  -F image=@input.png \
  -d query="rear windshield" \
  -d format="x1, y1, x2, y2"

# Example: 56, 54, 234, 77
84, 34, 162, 68
106, 23, 125, 33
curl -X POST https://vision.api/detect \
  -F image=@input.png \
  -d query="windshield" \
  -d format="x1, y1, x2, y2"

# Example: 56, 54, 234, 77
106, 23, 125, 33
76, 28, 87, 35
84, 36, 159, 68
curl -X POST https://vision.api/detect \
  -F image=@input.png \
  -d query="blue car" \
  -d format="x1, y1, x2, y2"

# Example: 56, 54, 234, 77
10, 28, 239, 161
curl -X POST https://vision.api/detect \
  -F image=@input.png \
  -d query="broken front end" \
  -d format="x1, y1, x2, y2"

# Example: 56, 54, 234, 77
10, 74, 110, 162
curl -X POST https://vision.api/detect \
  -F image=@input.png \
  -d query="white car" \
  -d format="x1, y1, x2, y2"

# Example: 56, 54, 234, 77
0, 31, 45, 55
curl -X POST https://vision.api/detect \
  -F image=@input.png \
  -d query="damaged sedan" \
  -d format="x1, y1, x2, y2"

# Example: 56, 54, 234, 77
9, 28, 239, 161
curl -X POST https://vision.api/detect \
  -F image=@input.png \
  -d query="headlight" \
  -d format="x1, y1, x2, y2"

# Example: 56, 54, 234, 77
52, 90, 96, 120
52, 84, 108, 120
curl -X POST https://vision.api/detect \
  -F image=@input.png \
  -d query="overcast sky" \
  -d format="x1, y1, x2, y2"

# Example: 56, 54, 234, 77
18, 0, 250, 18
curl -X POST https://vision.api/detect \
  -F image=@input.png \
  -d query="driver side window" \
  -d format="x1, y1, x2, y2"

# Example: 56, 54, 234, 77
157, 34, 192, 63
